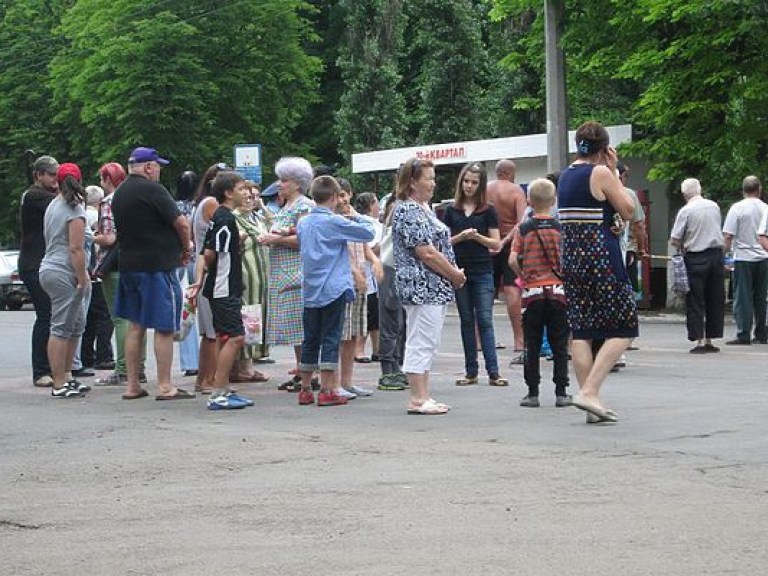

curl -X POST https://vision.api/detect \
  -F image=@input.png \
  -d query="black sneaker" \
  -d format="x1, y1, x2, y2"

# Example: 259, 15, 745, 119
51, 382, 83, 398
69, 379, 91, 393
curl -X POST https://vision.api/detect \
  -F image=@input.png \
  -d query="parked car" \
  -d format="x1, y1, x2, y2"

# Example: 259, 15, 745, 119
0, 250, 31, 311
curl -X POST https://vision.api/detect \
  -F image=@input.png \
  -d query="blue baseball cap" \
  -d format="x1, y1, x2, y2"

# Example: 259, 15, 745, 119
261, 181, 279, 197
129, 147, 170, 165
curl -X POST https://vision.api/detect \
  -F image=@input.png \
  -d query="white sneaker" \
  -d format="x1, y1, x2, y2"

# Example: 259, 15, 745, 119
347, 385, 373, 397
335, 387, 357, 400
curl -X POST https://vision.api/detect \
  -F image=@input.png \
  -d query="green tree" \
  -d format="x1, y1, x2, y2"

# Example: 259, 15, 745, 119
0, 0, 71, 245
50, 0, 322, 183
490, 0, 768, 200
335, 0, 408, 178
402, 0, 492, 144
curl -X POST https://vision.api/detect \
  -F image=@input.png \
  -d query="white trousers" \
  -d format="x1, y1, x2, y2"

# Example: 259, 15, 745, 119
402, 304, 446, 374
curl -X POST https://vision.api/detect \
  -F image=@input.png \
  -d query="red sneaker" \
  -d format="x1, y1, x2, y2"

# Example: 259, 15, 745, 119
298, 390, 315, 405
317, 390, 349, 406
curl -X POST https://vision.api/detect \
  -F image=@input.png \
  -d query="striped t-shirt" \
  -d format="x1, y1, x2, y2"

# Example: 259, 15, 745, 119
511, 215, 563, 288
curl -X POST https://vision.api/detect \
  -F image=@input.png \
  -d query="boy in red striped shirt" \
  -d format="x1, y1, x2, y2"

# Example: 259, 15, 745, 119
509, 178, 571, 408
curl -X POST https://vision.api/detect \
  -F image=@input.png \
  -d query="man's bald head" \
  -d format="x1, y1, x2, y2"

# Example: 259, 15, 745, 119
495, 159, 517, 181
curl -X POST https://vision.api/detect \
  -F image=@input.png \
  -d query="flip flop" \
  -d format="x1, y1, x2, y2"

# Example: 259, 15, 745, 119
571, 396, 618, 422
407, 399, 449, 415
155, 389, 196, 401
586, 411, 619, 425
122, 389, 149, 400
245, 371, 269, 382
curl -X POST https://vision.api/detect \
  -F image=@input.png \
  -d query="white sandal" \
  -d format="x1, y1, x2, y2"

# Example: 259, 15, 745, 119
407, 399, 449, 415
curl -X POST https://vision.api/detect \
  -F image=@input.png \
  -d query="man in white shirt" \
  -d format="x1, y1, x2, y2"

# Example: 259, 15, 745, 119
670, 178, 725, 353
722, 175, 768, 345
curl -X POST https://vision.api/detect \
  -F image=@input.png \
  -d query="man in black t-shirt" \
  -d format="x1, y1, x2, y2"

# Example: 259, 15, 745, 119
111, 147, 193, 401
18, 155, 59, 387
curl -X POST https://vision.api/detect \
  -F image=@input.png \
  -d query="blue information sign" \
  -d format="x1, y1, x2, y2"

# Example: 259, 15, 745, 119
234, 144, 262, 184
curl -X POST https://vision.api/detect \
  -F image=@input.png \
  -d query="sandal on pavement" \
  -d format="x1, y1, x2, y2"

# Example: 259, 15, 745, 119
571, 395, 618, 422
455, 375, 478, 386
489, 376, 509, 387
407, 399, 449, 415
231, 371, 269, 383
122, 389, 149, 400
586, 411, 619, 424
155, 389, 196, 401
428, 398, 451, 411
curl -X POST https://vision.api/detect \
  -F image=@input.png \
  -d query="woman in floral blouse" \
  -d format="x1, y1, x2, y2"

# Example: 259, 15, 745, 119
391, 158, 466, 415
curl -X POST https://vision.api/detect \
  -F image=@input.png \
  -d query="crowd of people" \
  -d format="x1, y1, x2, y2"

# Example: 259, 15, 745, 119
17, 120, 768, 421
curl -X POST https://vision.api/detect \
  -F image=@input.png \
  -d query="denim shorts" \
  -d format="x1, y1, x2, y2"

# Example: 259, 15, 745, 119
115, 270, 182, 332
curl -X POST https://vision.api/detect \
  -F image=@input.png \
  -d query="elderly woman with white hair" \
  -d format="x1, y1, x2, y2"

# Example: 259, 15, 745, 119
258, 157, 315, 390
669, 178, 726, 353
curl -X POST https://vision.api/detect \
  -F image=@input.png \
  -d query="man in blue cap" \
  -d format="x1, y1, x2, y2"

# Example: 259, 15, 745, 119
111, 147, 195, 401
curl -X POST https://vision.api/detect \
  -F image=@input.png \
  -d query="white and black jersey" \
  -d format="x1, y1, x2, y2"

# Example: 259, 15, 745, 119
202, 206, 243, 300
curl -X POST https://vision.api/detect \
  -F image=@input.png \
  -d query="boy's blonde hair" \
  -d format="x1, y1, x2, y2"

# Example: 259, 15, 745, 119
528, 178, 556, 211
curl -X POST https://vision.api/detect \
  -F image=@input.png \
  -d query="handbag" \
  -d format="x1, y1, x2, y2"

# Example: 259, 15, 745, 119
670, 253, 690, 294
93, 246, 118, 278
242, 304, 262, 346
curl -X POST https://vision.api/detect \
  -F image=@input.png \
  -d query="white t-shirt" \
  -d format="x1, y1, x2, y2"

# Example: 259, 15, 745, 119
722, 197, 768, 261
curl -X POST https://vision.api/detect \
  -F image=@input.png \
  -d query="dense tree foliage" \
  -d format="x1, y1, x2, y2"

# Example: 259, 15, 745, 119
490, 0, 768, 201
1, 0, 766, 245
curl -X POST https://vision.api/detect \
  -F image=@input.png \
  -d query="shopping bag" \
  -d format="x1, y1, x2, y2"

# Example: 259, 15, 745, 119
174, 297, 197, 342
242, 304, 262, 346
670, 253, 689, 294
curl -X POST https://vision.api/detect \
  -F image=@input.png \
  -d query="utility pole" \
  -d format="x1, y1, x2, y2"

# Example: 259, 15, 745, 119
544, 0, 568, 174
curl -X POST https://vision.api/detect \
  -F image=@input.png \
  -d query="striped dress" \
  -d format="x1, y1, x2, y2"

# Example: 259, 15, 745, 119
265, 195, 314, 346
234, 209, 270, 359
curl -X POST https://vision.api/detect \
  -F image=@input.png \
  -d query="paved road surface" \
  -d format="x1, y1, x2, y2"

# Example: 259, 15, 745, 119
1, 309, 766, 575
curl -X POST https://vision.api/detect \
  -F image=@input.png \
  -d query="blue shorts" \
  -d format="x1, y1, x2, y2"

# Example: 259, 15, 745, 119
115, 270, 182, 333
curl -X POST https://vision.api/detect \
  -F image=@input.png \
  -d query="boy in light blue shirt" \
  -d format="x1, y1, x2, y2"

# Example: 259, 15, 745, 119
296, 176, 375, 407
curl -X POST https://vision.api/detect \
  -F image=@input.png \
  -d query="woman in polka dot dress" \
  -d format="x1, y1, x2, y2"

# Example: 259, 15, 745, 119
557, 121, 638, 423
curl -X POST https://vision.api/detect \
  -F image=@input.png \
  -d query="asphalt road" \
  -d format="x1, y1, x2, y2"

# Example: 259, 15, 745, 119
1, 308, 766, 576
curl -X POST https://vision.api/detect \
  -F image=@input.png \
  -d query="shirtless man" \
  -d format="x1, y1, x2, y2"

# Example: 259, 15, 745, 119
488, 159, 527, 363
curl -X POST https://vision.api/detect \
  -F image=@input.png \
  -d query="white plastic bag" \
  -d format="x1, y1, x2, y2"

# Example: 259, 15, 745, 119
242, 304, 262, 346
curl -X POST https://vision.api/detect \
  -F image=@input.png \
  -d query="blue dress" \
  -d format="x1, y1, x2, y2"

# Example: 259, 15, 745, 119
557, 163, 639, 340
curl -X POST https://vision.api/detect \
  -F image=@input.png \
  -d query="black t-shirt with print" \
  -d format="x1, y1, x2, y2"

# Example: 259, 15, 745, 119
202, 205, 243, 300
